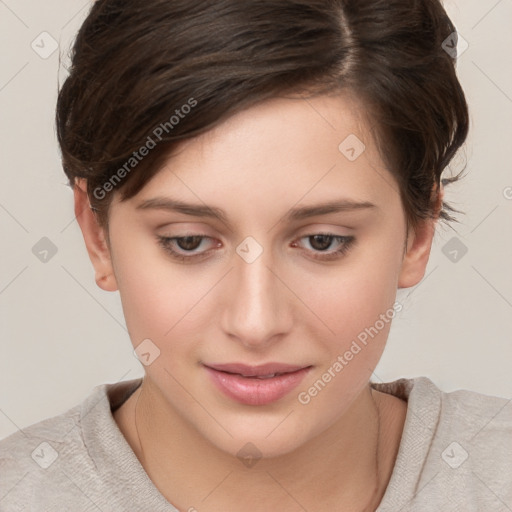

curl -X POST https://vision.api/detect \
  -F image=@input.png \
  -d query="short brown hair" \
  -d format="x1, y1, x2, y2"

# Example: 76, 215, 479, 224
56, 0, 469, 232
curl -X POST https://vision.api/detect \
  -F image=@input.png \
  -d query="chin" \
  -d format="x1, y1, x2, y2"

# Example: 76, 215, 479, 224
200, 415, 317, 462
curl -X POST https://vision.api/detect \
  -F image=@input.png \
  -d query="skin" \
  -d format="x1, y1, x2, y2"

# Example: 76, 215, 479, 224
75, 92, 440, 511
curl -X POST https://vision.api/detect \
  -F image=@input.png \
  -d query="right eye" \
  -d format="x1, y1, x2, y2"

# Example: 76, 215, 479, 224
157, 235, 220, 262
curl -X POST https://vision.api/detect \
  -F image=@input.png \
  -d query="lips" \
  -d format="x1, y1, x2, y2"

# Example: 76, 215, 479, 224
204, 362, 312, 406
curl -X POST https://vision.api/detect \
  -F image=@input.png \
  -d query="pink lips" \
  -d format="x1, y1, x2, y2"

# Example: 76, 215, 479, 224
204, 362, 312, 406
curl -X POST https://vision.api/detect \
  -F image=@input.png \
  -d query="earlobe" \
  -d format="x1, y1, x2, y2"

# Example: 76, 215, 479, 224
73, 179, 118, 292
398, 183, 443, 289
397, 219, 435, 289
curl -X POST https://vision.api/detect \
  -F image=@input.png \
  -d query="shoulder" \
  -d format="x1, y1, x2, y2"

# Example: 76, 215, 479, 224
0, 388, 104, 511
425, 380, 512, 509
418, 378, 512, 464
425, 379, 511, 507
375, 377, 512, 511
432, 380, 512, 466
376, 376, 512, 436
0, 401, 82, 463
0, 379, 154, 512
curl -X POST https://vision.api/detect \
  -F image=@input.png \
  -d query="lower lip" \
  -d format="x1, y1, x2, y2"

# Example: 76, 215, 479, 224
204, 366, 311, 406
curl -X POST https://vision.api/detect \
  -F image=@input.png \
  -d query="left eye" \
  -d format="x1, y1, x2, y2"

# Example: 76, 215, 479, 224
291, 233, 355, 261
157, 235, 215, 260
157, 233, 355, 262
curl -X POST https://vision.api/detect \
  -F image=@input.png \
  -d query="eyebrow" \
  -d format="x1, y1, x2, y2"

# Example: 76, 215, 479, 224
136, 197, 377, 224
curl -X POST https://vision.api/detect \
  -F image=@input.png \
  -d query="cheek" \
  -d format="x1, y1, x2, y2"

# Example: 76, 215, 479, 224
294, 250, 402, 422
291, 228, 404, 410
112, 237, 207, 352
299, 230, 403, 345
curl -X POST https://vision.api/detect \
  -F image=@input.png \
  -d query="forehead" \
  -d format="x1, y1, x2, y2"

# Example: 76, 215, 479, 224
114, 93, 400, 222
172, 91, 378, 169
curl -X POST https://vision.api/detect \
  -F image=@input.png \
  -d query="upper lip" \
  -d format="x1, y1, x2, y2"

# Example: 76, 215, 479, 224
204, 362, 311, 377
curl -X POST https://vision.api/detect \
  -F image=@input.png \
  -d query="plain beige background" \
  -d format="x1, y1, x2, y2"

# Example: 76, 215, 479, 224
0, 0, 511, 440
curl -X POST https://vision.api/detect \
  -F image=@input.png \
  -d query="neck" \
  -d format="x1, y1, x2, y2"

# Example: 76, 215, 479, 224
116, 379, 399, 512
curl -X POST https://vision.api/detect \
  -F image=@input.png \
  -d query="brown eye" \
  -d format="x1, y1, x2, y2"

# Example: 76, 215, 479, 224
308, 234, 336, 251
157, 234, 216, 262
292, 233, 356, 261
175, 236, 203, 251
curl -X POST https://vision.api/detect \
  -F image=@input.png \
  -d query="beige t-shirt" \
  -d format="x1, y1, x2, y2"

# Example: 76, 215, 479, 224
1, 377, 511, 511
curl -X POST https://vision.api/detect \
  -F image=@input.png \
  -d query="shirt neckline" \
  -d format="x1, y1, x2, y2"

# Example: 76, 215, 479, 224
372, 377, 441, 510
81, 376, 441, 511
81, 377, 175, 510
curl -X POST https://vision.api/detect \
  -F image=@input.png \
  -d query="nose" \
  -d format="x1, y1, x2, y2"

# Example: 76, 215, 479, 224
220, 241, 293, 350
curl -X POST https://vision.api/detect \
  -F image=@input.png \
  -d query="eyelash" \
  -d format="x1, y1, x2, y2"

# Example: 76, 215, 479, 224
156, 233, 356, 263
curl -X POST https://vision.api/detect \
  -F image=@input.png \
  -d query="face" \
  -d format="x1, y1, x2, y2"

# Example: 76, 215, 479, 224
78, 92, 434, 459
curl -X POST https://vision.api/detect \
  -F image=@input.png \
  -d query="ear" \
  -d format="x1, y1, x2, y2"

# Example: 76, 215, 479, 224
73, 179, 118, 292
398, 184, 443, 289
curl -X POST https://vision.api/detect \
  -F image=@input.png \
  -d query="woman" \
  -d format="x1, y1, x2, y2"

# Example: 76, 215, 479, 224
1, 0, 511, 511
